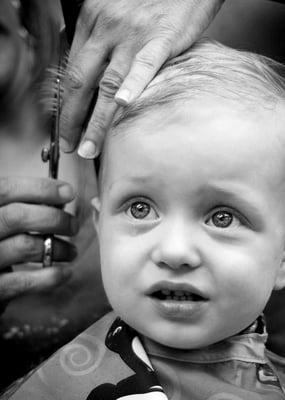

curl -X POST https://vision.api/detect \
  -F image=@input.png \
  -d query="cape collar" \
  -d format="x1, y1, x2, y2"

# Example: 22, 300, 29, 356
142, 315, 268, 364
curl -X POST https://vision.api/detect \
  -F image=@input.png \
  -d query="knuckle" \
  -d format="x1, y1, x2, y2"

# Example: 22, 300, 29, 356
134, 51, 157, 71
48, 208, 62, 228
79, 2, 97, 28
97, 5, 125, 32
88, 114, 106, 135
18, 274, 35, 293
0, 203, 25, 232
0, 272, 34, 299
98, 5, 148, 33
13, 234, 39, 258
129, 15, 152, 37
65, 64, 86, 90
0, 278, 18, 301
99, 69, 124, 98
156, 35, 174, 51
0, 177, 17, 203
37, 179, 53, 197
98, 13, 119, 31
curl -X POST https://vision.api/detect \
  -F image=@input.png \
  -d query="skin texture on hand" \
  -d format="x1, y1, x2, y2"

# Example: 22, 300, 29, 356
0, 177, 79, 304
60, 0, 225, 158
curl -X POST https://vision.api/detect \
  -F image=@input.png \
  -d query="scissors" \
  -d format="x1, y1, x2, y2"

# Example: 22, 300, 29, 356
41, 77, 61, 267
41, 1, 82, 267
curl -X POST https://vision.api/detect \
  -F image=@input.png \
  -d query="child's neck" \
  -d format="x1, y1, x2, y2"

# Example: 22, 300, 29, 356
141, 315, 265, 355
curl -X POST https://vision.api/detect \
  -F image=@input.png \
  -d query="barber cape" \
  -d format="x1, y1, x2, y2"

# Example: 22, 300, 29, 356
4, 312, 285, 400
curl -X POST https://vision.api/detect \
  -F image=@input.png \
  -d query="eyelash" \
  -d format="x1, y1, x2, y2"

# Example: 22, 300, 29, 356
124, 198, 159, 221
205, 207, 249, 229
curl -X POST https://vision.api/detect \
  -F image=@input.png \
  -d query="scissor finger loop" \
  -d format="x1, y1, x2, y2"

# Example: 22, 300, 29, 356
42, 237, 53, 268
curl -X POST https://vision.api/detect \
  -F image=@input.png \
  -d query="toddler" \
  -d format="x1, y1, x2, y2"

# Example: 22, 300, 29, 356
8, 39, 285, 400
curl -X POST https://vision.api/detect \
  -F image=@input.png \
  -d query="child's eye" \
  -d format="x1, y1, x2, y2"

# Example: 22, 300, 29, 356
126, 201, 157, 220
206, 209, 241, 229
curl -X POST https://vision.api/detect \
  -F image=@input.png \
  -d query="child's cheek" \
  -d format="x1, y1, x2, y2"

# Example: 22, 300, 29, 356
99, 222, 144, 276
211, 243, 278, 307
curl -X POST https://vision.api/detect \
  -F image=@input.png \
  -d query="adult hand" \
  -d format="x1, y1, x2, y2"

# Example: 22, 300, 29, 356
60, 0, 225, 158
0, 176, 78, 304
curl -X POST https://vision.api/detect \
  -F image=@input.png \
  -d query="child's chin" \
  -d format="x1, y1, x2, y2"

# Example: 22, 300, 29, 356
147, 331, 210, 350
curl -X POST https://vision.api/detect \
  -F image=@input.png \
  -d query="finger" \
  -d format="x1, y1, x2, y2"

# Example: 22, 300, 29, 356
0, 266, 73, 302
115, 38, 171, 105
68, 0, 99, 60
0, 203, 79, 240
60, 40, 109, 153
0, 176, 75, 207
78, 48, 133, 159
0, 234, 77, 269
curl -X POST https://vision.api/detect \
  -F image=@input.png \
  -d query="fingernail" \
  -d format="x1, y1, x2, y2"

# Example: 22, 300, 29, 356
115, 89, 131, 105
58, 184, 75, 201
78, 140, 97, 159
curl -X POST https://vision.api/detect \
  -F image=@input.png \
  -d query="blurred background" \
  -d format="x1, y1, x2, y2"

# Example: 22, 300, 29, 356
208, 0, 285, 62
0, 0, 284, 392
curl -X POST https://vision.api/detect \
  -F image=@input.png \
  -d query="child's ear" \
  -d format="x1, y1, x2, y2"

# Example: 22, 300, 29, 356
274, 252, 285, 290
90, 197, 101, 233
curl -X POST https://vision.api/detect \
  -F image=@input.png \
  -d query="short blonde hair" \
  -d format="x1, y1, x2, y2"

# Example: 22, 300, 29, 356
113, 38, 285, 128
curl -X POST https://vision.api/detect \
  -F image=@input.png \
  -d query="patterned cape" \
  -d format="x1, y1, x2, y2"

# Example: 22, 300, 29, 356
5, 312, 285, 400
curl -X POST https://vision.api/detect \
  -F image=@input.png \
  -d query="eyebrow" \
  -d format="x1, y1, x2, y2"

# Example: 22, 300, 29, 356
107, 175, 161, 193
200, 184, 265, 222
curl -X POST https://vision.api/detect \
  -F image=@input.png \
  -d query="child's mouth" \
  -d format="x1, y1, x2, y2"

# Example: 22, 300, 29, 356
148, 283, 209, 319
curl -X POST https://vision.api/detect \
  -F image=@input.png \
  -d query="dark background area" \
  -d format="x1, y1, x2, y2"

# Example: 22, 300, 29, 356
207, 0, 285, 62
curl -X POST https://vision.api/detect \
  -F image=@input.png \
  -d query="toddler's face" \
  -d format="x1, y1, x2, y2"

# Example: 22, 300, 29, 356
94, 99, 285, 349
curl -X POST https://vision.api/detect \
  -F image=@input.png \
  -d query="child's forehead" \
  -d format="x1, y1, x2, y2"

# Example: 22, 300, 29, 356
103, 98, 285, 186
110, 97, 285, 143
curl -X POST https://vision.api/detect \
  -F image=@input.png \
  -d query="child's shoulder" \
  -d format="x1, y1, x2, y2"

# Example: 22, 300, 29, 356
5, 311, 118, 400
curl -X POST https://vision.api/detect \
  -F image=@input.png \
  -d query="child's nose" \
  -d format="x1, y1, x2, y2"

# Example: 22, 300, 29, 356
151, 220, 202, 270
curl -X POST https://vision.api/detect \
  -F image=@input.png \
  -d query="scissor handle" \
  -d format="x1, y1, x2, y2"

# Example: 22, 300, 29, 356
41, 78, 61, 267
